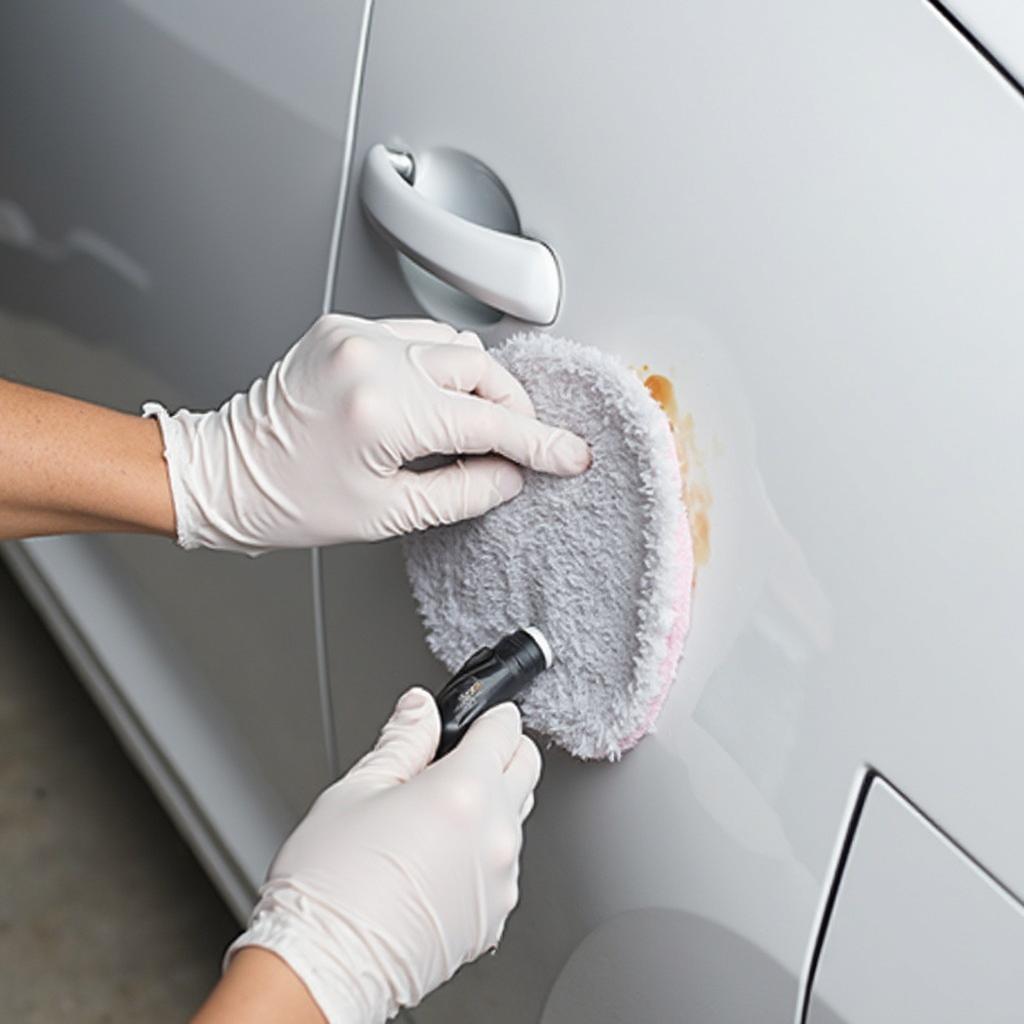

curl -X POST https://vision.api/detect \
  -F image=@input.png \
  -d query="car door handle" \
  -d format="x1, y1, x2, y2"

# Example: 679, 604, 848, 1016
360, 144, 561, 324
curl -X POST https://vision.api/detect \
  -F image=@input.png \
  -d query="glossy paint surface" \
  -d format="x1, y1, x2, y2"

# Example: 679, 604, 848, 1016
324, 1, 1024, 1019
944, 0, 1024, 89
5, 0, 1024, 1016
0, 1, 366, 902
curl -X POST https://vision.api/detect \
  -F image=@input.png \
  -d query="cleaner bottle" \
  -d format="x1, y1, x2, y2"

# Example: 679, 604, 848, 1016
434, 627, 553, 759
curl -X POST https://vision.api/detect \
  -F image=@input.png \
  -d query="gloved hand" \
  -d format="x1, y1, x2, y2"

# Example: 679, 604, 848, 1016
227, 689, 541, 1024
144, 314, 590, 554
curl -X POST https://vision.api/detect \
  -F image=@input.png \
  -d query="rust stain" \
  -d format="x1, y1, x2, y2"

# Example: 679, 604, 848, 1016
644, 373, 677, 421
643, 372, 713, 574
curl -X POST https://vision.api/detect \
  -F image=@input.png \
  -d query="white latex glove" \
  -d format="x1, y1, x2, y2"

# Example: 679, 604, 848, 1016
144, 314, 590, 554
227, 688, 541, 1024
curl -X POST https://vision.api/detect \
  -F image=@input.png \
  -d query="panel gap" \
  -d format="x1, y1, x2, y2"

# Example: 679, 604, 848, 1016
925, 0, 1024, 102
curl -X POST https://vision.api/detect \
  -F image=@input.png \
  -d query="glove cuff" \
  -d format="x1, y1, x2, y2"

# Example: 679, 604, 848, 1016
226, 881, 398, 1024
142, 402, 201, 551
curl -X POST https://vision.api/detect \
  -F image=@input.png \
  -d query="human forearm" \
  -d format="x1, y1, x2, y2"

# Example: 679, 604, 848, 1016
193, 948, 326, 1024
0, 378, 175, 541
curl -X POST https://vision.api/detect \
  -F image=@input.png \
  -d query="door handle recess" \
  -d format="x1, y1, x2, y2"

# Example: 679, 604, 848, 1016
360, 144, 561, 324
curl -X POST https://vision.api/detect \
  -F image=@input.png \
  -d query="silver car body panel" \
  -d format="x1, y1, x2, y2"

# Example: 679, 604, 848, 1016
324, 1, 1024, 1020
0, 0, 372, 915
3, 1, 1024, 1019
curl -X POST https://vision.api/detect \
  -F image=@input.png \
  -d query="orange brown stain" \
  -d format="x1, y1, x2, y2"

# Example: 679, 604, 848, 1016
642, 372, 712, 574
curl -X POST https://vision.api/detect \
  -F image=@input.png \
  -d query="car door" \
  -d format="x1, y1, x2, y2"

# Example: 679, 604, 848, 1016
325, 1, 1024, 1019
0, 0, 370, 916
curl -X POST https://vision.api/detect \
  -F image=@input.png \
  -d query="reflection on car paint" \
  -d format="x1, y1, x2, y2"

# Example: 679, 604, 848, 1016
540, 907, 801, 1023
0, 198, 151, 291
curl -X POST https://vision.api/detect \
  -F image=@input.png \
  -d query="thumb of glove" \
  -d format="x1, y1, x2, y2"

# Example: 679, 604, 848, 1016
349, 687, 440, 790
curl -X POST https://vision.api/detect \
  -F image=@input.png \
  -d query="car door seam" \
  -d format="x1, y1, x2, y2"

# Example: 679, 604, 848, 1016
924, 0, 1024, 103
312, 0, 376, 781
876, 774, 1024, 910
794, 764, 876, 1024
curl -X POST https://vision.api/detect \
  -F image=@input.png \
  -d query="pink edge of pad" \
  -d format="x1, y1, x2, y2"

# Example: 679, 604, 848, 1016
616, 415, 695, 755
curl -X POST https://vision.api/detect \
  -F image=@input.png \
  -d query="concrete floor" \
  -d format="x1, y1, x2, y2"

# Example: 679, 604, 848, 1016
0, 561, 239, 1022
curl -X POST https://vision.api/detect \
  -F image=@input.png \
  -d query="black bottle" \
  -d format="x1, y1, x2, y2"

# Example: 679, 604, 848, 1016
434, 627, 553, 759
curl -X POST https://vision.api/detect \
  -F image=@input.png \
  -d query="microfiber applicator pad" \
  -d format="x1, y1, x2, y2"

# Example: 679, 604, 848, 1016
404, 333, 694, 760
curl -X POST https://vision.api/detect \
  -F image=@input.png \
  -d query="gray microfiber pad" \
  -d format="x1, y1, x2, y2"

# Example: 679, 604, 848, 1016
404, 333, 694, 760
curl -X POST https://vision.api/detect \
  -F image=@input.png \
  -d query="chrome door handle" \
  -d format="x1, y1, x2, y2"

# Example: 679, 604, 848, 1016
360, 144, 561, 324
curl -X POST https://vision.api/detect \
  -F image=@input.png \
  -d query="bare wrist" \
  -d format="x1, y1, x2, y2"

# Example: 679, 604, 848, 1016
193, 947, 327, 1024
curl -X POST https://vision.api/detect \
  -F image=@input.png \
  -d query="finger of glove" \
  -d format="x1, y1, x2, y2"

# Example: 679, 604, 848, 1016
453, 703, 523, 774
519, 791, 535, 824
393, 457, 524, 531
350, 687, 440, 789
442, 396, 591, 477
415, 344, 534, 417
489, 914, 511, 951
450, 329, 486, 350
504, 735, 543, 811
375, 317, 467, 345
